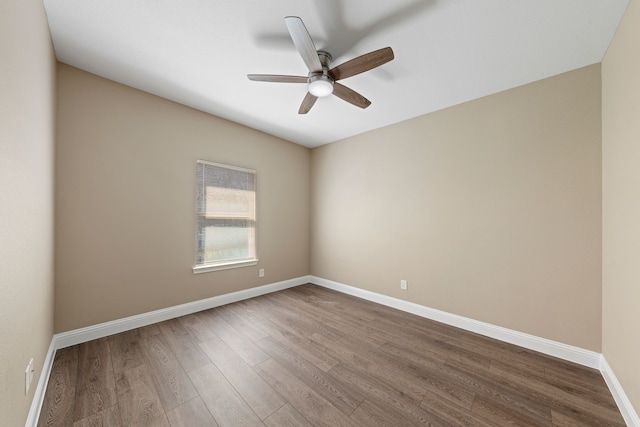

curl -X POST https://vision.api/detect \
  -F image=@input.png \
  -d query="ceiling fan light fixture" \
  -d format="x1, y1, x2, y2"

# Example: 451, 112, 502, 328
308, 74, 334, 97
248, 18, 393, 113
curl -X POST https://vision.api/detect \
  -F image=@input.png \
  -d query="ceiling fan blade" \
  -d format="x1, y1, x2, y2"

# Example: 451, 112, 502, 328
329, 47, 394, 81
247, 74, 308, 83
333, 83, 371, 109
298, 92, 317, 114
285, 16, 323, 73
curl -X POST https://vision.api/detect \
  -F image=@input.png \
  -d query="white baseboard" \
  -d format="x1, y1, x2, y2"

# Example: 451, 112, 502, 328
26, 275, 311, 427
25, 339, 56, 427
28, 275, 639, 427
310, 276, 640, 424
601, 356, 640, 427
309, 276, 602, 369
55, 276, 311, 349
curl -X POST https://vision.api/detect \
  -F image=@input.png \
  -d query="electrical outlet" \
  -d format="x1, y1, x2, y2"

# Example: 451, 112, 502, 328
259, 268, 265, 277
25, 358, 34, 395
400, 280, 408, 290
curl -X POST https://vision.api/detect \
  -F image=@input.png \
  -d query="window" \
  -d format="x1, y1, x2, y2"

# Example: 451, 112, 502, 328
193, 160, 257, 273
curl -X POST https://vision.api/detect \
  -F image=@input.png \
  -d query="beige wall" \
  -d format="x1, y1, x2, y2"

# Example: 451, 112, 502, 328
0, 0, 56, 425
602, 0, 640, 416
55, 64, 310, 332
311, 64, 602, 351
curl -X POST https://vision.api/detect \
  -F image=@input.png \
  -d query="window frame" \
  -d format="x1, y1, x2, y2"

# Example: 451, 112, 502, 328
193, 159, 258, 274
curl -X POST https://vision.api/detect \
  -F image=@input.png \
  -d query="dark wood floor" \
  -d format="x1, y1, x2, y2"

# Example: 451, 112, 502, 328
37, 284, 625, 426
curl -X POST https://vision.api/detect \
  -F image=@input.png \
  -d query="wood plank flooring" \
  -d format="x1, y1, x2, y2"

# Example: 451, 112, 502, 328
37, 284, 626, 426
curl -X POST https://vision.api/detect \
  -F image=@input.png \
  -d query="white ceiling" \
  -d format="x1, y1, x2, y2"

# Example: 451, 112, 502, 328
43, 0, 628, 148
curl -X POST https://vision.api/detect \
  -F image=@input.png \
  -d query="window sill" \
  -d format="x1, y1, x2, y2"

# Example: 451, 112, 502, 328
192, 259, 258, 274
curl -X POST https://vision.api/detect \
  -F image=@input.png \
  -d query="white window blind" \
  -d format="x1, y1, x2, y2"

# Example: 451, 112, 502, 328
194, 160, 257, 273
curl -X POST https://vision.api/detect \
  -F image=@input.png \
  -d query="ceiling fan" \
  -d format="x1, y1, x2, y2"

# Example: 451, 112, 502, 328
248, 16, 395, 114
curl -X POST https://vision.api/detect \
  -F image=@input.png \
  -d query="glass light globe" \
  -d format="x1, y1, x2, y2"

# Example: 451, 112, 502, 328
308, 75, 334, 97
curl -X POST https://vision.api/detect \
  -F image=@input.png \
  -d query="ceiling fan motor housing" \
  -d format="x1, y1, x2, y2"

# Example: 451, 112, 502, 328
308, 51, 334, 97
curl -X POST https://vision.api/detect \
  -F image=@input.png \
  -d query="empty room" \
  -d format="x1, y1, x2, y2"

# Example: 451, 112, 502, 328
2, 0, 639, 426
